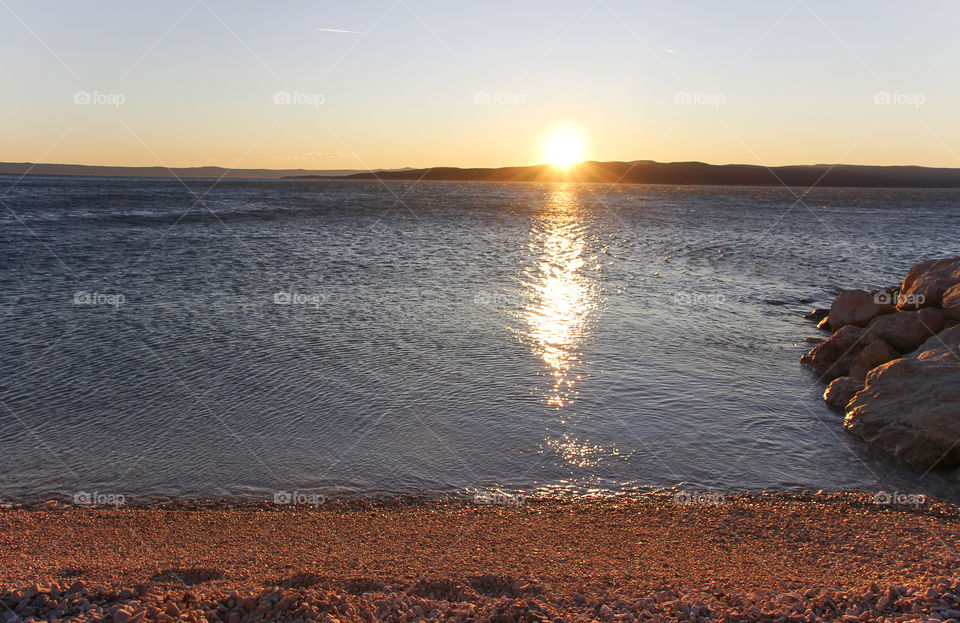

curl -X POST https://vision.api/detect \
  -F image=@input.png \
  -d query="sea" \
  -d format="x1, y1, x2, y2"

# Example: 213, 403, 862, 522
2, 174, 959, 502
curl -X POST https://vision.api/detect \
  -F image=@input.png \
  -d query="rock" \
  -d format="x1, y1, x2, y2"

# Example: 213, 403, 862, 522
804, 308, 830, 322
909, 325, 960, 358
803, 337, 825, 344
845, 347, 960, 469
817, 317, 832, 331
942, 283, 960, 320
801, 325, 870, 380
829, 289, 896, 330
916, 342, 960, 364
898, 256, 960, 309
849, 339, 899, 380
824, 377, 861, 410
863, 308, 946, 354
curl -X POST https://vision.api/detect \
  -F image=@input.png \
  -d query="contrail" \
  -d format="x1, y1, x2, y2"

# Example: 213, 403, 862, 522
316, 27, 362, 34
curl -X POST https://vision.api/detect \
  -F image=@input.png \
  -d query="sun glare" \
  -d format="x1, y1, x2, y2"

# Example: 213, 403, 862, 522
544, 130, 585, 169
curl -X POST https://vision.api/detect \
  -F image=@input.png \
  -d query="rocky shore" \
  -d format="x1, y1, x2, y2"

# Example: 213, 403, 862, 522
801, 255, 960, 471
1, 494, 959, 622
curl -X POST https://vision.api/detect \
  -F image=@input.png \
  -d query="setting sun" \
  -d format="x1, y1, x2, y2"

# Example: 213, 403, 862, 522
544, 130, 585, 168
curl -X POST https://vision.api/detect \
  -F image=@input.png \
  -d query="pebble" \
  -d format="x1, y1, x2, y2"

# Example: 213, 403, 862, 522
0, 570, 957, 622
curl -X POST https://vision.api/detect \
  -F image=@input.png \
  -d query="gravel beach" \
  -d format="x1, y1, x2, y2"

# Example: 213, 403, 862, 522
1, 492, 958, 622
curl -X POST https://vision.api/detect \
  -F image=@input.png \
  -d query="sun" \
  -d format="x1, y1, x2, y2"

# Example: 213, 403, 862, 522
544, 130, 585, 169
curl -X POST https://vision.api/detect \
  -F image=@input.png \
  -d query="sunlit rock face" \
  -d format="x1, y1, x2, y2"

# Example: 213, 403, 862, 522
823, 376, 860, 410
801, 325, 870, 381
908, 325, 960, 357
828, 289, 895, 331
802, 309, 943, 381
849, 339, 898, 381
844, 350, 960, 470
942, 283, 960, 320
863, 308, 946, 353
897, 256, 960, 310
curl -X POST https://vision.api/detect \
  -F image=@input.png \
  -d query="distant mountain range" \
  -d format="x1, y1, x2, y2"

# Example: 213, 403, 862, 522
0, 162, 375, 179
332, 161, 960, 188
4, 160, 960, 187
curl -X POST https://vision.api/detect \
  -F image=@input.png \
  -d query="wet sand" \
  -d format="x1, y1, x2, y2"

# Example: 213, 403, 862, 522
1, 493, 958, 622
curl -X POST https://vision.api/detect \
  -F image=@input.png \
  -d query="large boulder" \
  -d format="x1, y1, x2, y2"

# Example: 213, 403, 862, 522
845, 346, 960, 469
942, 283, 960, 320
828, 289, 895, 330
897, 256, 960, 310
848, 339, 898, 380
909, 324, 960, 358
824, 376, 861, 410
862, 307, 946, 354
801, 325, 870, 381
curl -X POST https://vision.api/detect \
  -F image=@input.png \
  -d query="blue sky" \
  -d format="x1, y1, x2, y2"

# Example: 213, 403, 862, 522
2, 0, 959, 168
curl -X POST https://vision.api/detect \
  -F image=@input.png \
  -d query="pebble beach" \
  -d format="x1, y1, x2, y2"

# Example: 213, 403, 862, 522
1, 493, 959, 622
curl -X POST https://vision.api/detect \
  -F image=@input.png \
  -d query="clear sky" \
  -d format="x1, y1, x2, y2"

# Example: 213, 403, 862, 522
2, 0, 959, 170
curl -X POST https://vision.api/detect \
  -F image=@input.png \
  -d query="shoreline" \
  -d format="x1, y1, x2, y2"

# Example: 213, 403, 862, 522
3, 486, 958, 510
2, 492, 959, 621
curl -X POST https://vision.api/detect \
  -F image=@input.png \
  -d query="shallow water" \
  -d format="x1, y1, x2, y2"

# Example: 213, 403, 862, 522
1, 175, 959, 500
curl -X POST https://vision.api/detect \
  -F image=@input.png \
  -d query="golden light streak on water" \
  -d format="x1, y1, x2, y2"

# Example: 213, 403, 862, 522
521, 185, 598, 409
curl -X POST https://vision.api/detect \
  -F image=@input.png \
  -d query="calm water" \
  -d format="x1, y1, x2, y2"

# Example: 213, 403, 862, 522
2, 175, 959, 501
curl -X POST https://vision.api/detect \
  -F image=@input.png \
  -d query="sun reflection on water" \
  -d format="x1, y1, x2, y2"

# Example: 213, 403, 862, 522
520, 185, 599, 409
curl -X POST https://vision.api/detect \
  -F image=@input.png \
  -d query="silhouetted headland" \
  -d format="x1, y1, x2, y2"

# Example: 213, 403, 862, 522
329, 160, 960, 188
0, 162, 392, 179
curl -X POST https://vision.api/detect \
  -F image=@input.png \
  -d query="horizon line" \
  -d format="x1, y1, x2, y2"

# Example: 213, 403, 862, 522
1, 159, 956, 173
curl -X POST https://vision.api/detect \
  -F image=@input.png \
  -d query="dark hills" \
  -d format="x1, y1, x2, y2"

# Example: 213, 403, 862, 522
0, 162, 367, 179
4, 160, 960, 187
332, 160, 960, 188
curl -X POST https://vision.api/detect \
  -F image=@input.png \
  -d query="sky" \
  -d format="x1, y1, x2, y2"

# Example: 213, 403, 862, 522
2, 0, 960, 170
